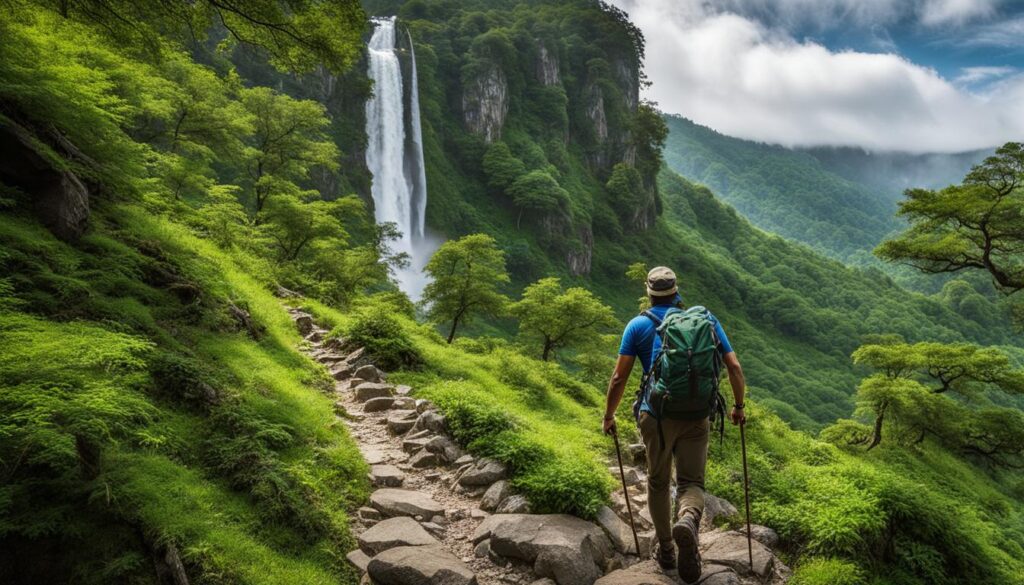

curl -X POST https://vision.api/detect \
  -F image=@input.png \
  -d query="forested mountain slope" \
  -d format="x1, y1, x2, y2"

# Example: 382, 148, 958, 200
360, 1, 1021, 431
661, 115, 900, 261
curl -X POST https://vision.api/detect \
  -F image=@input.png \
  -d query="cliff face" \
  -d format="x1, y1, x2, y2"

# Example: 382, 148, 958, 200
462, 61, 509, 143
372, 1, 664, 279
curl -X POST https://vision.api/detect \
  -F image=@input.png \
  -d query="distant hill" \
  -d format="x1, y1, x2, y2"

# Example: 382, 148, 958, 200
662, 115, 989, 262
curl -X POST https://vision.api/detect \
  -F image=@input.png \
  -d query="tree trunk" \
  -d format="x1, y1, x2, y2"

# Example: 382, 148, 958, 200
446, 313, 462, 344
867, 407, 885, 451
541, 338, 553, 361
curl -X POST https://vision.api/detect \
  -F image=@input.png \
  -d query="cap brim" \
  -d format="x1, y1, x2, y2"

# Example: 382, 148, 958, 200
646, 285, 678, 297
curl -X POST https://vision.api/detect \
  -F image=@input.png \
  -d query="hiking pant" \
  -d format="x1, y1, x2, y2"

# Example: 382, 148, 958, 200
638, 412, 709, 543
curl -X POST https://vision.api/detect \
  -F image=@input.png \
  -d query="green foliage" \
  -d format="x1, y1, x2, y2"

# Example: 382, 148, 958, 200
508, 170, 570, 226
511, 277, 617, 361
791, 558, 865, 585
422, 233, 511, 343
877, 142, 1024, 295
482, 141, 526, 191
337, 305, 422, 370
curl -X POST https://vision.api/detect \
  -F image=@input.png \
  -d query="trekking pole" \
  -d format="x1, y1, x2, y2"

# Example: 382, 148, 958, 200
739, 420, 753, 571
611, 428, 643, 556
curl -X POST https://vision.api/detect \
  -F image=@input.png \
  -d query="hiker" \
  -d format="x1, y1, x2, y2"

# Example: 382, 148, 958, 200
603, 266, 747, 583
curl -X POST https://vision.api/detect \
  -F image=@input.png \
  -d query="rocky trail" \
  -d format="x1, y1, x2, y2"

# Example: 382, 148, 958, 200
288, 308, 791, 585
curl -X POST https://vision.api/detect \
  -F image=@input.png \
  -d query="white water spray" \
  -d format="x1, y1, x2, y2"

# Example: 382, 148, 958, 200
365, 16, 434, 298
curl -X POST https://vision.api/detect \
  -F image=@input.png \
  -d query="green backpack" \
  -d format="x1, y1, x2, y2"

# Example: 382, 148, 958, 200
642, 306, 726, 446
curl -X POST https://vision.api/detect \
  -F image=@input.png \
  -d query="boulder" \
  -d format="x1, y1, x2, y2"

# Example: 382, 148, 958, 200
363, 396, 396, 413
369, 464, 405, 488
330, 362, 354, 381
472, 514, 613, 585
395, 385, 414, 396
474, 539, 490, 558
458, 458, 507, 487
415, 399, 436, 414
594, 560, 677, 585
371, 489, 445, 519
359, 507, 382, 522
402, 436, 432, 454
480, 480, 511, 512
411, 410, 446, 434
453, 455, 475, 467
392, 397, 416, 411
595, 506, 636, 555
367, 545, 476, 585
696, 565, 739, 585
627, 443, 646, 465
701, 493, 739, 531
345, 347, 366, 363
701, 530, 773, 577
355, 382, 394, 402
346, 549, 371, 573
358, 517, 439, 555
743, 524, 779, 548
424, 435, 462, 463
387, 410, 419, 435
495, 495, 531, 514
354, 364, 383, 383
409, 450, 439, 468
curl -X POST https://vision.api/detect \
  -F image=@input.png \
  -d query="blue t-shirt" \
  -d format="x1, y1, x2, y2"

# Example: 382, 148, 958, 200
619, 298, 733, 416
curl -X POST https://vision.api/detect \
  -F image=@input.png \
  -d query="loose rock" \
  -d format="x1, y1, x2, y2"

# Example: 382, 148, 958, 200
364, 396, 396, 412
411, 410, 446, 434
359, 516, 439, 555
480, 480, 511, 512
346, 549, 371, 573
387, 410, 420, 435
701, 493, 739, 531
701, 530, 773, 577
369, 464, 405, 488
596, 505, 636, 555
459, 458, 507, 486
409, 450, 439, 468
370, 488, 446, 519
495, 495, 531, 514
367, 545, 477, 585
355, 382, 394, 402
593, 560, 677, 585
354, 364, 383, 383
472, 514, 613, 585
744, 524, 779, 548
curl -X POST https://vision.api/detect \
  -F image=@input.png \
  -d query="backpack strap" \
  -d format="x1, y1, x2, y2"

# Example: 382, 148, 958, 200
641, 310, 662, 326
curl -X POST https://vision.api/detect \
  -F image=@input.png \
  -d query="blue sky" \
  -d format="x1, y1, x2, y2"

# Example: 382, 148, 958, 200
612, 0, 1024, 152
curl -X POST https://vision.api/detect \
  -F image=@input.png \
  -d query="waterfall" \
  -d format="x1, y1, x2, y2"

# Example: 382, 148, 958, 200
365, 16, 432, 298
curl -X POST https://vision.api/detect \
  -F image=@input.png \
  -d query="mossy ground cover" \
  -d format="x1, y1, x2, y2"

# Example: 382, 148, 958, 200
0, 204, 368, 584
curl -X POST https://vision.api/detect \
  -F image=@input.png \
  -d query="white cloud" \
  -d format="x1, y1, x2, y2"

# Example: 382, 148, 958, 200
963, 15, 1024, 46
954, 65, 1016, 85
919, 0, 998, 26
612, 0, 1024, 152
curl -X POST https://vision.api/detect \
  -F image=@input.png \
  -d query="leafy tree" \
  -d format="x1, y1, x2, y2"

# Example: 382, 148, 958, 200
877, 142, 1024, 294
28, 0, 366, 73
507, 170, 569, 228
482, 141, 526, 191
511, 277, 616, 361
240, 87, 338, 218
852, 341, 1024, 396
422, 234, 510, 344
258, 196, 347, 263
606, 162, 644, 219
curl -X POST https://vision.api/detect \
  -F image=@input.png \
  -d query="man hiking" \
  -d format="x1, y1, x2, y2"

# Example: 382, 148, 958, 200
603, 266, 747, 583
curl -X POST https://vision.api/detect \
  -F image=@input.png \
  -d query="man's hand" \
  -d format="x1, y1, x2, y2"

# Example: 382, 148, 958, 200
730, 406, 746, 426
603, 416, 617, 436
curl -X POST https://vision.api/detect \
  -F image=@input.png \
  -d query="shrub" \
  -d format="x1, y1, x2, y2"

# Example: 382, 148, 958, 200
791, 558, 864, 585
339, 306, 421, 370
149, 352, 222, 408
513, 457, 611, 519
427, 382, 516, 446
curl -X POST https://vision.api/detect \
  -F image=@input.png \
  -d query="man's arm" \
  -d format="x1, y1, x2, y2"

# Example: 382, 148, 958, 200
603, 354, 636, 434
723, 352, 747, 425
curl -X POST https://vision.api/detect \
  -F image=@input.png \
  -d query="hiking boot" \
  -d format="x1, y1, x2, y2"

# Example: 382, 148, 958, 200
673, 510, 702, 583
654, 539, 676, 572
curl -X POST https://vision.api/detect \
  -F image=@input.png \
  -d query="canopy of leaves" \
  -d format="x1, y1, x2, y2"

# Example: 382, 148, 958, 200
511, 276, 616, 361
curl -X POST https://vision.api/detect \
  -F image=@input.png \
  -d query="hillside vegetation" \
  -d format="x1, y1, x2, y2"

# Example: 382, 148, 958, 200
1, 1, 1022, 585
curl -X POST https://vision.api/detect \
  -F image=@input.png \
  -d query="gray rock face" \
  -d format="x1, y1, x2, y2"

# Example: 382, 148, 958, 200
363, 396, 396, 412
472, 514, 612, 585
594, 560, 676, 585
330, 362, 354, 381
392, 397, 416, 411
608, 466, 641, 487
367, 545, 477, 585
387, 410, 419, 435
355, 382, 394, 402
595, 505, 636, 555
701, 493, 739, 531
696, 565, 739, 585
462, 61, 508, 143
627, 443, 646, 465
409, 450, 439, 468
536, 43, 560, 86
495, 495, 531, 514
292, 312, 314, 335
369, 464, 405, 488
424, 435, 462, 463
701, 530, 773, 577
566, 225, 593, 277
358, 516, 439, 555
459, 458, 507, 487
371, 489, 445, 519
480, 480, 511, 512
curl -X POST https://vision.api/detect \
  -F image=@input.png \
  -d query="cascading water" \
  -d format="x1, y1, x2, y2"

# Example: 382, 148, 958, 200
365, 16, 433, 298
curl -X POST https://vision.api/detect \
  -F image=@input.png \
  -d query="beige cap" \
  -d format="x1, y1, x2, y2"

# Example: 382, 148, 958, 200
646, 266, 678, 297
